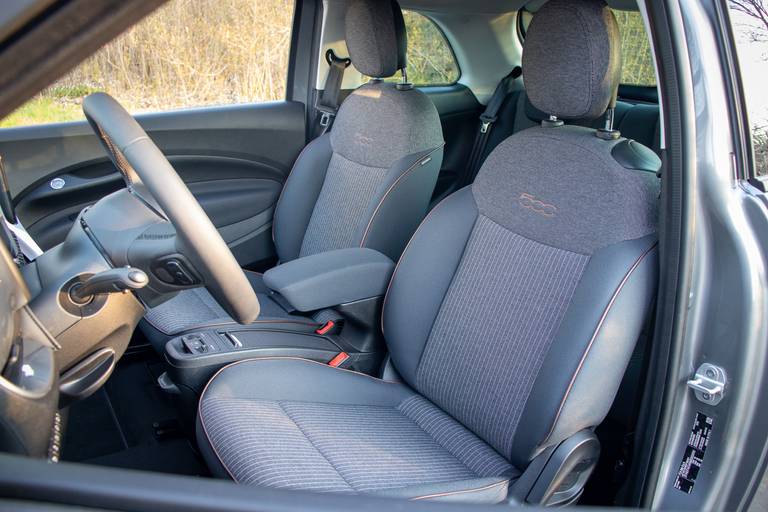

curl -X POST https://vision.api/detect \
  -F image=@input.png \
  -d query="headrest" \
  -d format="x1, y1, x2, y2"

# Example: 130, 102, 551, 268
345, 0, 407, 78
522, 0, 621, 120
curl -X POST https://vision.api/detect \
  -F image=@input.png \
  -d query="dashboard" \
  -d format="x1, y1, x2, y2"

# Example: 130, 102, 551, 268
0, 216, 59, 458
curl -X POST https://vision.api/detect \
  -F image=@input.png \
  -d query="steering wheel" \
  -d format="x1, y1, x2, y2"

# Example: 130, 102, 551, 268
81, 93, 260, 324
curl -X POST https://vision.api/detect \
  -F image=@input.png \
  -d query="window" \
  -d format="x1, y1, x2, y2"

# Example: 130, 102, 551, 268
0, 0, 294, 128
727, 1, 768, 177
517, 8, 656, 87
402, 11, 460, 85
612, 10, 656, 87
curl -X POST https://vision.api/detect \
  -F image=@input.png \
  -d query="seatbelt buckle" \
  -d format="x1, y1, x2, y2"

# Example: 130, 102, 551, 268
317, 105, 337, 128
319, 111, 333, 127
479, 114, 497, 133
328, 352, 350, 368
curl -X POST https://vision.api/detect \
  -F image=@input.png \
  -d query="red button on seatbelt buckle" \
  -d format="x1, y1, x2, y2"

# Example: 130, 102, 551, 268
328, 352, 350, 368
315, 320, 336, 335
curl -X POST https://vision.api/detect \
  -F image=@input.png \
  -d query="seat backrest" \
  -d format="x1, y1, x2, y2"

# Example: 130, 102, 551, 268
382, 0, 660, 469
272, 0, 444, 263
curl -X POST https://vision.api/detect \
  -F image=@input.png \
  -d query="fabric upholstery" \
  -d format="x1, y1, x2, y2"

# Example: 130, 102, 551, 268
383, 187, 479, 386
198, 358, 516, 501
142, 271, 276, 336
416, 215, 589, 459
345, 0, 407, 78
299, 80, 443, 257
510, 236, 658, 466
522, 0, 621, 119
380, 122, 659, 465
473, 124, 658, 254
140, 271, 315, 351
198, 0, 660, 499
330, 81, 443, 169
272, 135, 334, 263
299, 153, 389, 256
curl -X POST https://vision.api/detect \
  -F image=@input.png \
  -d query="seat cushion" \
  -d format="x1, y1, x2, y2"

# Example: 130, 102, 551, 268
141, 271, 317, 350
197, 358, 518, 503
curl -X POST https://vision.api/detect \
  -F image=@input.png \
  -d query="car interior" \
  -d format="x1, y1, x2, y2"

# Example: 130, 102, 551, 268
0, 0, 668, 506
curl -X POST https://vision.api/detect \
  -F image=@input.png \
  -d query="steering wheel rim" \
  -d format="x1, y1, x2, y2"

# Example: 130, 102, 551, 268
82, 92, 260, 324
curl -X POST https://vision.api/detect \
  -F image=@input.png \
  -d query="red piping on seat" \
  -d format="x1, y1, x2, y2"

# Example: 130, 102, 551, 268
541, 242, 658, 446
359, 144, 444, 249
197, 357, 404, 480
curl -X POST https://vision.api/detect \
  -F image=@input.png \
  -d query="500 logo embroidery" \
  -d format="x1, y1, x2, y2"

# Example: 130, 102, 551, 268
519, 193, 556, 217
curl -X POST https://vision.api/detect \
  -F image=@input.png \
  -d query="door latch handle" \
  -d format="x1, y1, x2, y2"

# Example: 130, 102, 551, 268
686, 363, 726, 405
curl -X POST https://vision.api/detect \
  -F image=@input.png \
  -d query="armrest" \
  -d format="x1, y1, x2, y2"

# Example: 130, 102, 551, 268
262, 248, 395, 312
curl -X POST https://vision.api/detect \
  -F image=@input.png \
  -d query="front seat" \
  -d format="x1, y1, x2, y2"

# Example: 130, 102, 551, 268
196, 0, 660, 503
141, 0, 444, 348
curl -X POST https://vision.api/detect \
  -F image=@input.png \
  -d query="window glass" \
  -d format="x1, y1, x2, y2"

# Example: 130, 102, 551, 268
727, 2, 768, 176
517, 9, 656, 87
612, 10, 656, 87
402, 11, 460, 85
1, 0, 294, 128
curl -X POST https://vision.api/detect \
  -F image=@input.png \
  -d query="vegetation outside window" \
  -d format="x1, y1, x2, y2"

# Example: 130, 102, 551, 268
0, 0, 295, 128
727, 0, 768, 176
402, 11, 460, 85
612, 10, 656, 87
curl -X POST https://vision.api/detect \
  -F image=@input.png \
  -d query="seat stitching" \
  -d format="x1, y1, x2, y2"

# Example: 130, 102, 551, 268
272, 135, 330, 257
276, 401, 356, 492
379, 187, 475, 337
202, 356, 403, 387
359, 144, 444, 248
397, 396, 501, 479
197, 395, 239, 483
541, 242, 658, 445
413, 210, 480, 382
409, 478, 509, 501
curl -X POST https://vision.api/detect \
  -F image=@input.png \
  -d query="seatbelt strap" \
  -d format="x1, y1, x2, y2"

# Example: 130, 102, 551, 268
459, 66, 522, 188
313, 49, 351, 137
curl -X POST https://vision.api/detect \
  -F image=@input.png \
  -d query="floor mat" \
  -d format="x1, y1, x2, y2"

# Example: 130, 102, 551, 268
63, 354, 210, 477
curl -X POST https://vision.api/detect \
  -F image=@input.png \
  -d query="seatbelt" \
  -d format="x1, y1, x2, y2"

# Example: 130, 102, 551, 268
313, 49, 351, 137
459, 66, 522, 188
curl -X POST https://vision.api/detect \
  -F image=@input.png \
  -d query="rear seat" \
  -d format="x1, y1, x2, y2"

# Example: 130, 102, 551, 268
478, 88, 661, 169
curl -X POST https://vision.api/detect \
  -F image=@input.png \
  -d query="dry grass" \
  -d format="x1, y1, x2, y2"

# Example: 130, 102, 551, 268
43, 0, 294, 115
1, 0, 461, 127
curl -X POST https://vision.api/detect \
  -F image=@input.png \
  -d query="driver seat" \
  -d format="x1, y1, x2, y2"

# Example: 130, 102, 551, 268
141, 0, 444, 349
196, 0, 660, 504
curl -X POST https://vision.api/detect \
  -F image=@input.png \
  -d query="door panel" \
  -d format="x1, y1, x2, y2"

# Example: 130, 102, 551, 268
0, 100, 306, 266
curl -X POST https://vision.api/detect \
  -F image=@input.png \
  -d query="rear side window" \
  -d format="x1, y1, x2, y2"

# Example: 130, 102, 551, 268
403, 11, 460, 85
517, 8, 656, 87
613, 10, 656, 87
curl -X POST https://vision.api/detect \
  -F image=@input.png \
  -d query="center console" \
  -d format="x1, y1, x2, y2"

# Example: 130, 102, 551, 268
161, 248, 396, 410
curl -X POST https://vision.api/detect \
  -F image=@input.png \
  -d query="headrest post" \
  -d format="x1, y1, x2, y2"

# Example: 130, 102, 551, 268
542, 114, 564, 128
396, 67, 413, 91
596, 107, 621, 140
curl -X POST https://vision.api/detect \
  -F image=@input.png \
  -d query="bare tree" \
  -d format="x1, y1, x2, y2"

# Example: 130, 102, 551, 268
730, 0, 768, 42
